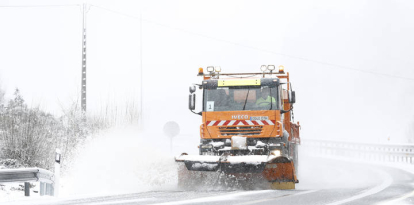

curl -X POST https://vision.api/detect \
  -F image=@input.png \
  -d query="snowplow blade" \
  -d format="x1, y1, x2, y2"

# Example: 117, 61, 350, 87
183, 160, 267, 173
175, 153, 298, 183
176, 154, 269, 173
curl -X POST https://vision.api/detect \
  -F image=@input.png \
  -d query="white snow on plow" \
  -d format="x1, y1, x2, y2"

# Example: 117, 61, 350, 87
175, 155, 221, 163
225, 155, 276, 165
175, 155, 276, 165
191, 163, 218, 171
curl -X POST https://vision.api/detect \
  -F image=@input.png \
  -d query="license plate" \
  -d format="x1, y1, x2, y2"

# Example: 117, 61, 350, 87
250, 116, 269, 121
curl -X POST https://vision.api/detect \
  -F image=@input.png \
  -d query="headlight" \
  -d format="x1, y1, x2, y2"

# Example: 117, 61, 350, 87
268, 65, 275, 71
207, 66, 215, 72
260, 65, 267, 71
270, 149, 281, 156
215, 66, 221, 72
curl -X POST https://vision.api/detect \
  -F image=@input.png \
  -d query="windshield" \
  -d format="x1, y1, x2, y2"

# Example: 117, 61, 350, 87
204, 86, 280, 111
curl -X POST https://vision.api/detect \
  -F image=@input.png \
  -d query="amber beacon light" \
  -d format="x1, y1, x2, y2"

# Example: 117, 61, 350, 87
278, 65, 285, 73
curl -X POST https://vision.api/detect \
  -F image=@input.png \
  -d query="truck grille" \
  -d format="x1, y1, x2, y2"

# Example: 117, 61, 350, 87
219, 126, 263, 136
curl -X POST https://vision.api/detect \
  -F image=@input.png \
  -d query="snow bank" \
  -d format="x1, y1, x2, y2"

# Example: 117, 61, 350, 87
0, 183, 42, 203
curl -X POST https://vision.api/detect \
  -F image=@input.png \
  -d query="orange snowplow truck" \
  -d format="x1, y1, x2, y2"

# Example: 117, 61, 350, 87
176, 65, 301, 189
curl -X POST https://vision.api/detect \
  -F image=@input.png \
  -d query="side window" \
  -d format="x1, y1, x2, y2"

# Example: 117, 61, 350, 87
270, 87, 278, 110
280, 86, 285, 109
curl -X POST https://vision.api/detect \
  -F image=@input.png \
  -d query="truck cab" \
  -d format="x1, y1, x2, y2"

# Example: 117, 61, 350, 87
189, 66, 300, 159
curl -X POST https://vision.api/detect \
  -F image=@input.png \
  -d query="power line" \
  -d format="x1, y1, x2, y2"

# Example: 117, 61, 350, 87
90, 4, 414, 82
4, 3, 412, 82
90, 4, 140, 20
90, 5, 414, 82
0, 4, 80, 8
142, 19, 414, 80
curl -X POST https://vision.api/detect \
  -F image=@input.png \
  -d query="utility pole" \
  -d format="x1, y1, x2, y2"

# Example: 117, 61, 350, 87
81, 3, 88, 114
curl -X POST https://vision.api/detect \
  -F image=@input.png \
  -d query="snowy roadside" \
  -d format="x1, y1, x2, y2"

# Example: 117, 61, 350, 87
0, 182, 43, 203
0, 126, 197, 203
0, 159, 41, 202
313, 154, 414, 176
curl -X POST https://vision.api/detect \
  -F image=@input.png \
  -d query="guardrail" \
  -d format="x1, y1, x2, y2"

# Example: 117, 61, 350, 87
0, 148, 61, 196
0, 168, 55, 196
302, 139, 414, 164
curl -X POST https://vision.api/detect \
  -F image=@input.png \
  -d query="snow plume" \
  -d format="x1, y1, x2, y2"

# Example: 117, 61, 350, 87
61, 126, 178, 196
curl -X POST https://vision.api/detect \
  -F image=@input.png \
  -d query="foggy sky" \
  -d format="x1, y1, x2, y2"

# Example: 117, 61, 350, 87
0, 0, 413, 143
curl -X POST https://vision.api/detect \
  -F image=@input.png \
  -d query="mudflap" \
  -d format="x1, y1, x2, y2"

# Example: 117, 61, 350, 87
262, 157, 298, 190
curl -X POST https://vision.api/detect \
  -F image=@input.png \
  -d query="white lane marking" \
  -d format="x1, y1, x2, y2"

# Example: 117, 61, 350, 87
152, 190, 275, 205
87, 198, 156, 205
377, 190, 414, 205
239, 189, 318, 205
326, 169, 393, 205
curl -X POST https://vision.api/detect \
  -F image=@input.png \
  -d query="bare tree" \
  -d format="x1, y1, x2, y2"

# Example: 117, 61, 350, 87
0, 89, 65, 169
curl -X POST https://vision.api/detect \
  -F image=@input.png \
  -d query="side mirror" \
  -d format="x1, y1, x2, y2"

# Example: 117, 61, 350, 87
189, 93, 196, 110
289, 91, 296, 104
189, 85, 196, 93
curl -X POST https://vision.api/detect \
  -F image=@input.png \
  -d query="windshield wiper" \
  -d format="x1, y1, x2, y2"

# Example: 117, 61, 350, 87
242, 88, 250, 110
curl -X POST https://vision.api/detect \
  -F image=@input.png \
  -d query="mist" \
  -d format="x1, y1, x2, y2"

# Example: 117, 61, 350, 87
0, 0, 413, 145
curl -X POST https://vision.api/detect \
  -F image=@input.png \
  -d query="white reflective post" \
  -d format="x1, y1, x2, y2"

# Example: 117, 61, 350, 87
54, 148, 61, 197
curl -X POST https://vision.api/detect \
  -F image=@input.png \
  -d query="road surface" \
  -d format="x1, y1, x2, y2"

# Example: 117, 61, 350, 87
3, 157, 414, 205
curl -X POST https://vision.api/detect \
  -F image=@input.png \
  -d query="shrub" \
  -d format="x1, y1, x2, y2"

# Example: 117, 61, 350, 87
0, 89, 66, 169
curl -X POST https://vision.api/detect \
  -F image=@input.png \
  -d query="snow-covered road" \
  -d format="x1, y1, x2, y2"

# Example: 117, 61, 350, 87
2, 156, 414, 205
